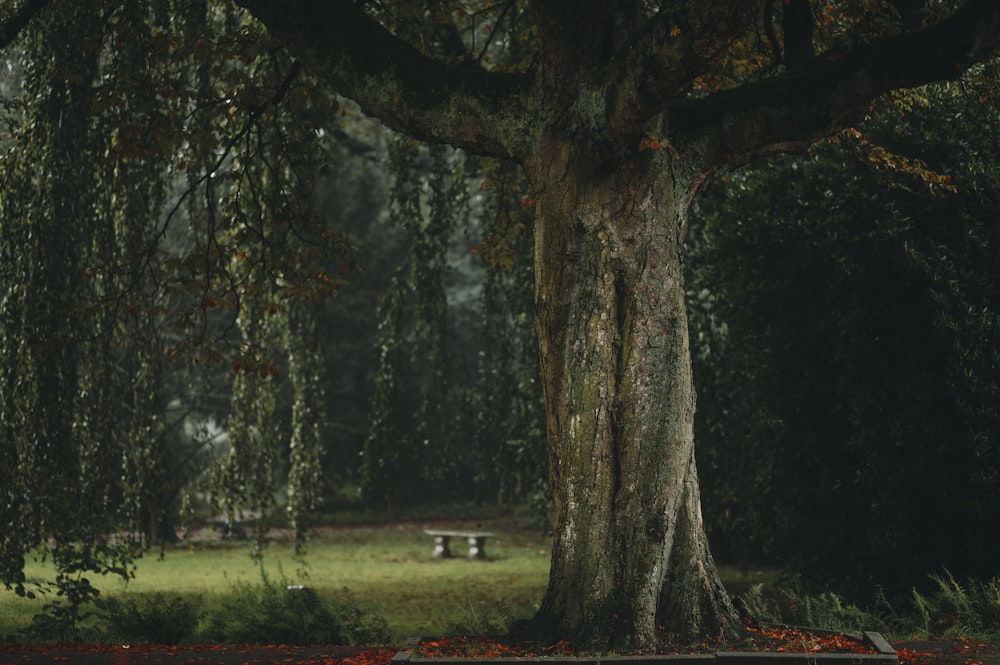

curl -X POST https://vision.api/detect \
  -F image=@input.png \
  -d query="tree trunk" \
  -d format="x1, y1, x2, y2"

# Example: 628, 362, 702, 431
526, 135, 741, 650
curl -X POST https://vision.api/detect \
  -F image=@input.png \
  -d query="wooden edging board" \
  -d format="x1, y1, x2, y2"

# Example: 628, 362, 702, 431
392, 632, 898, 665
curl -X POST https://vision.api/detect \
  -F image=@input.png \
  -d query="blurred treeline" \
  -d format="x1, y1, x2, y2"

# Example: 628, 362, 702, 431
688, 62, 1000, 598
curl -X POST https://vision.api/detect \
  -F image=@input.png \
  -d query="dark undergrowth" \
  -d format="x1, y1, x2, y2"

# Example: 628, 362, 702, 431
11, 569, 391, 646
741, 571, 1000, 640
10, 567, 1000, 646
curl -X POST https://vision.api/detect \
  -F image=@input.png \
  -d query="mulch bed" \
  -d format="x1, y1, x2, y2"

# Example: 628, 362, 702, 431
1, 638, 997, 665
895, 639, 1000, 665
413, 624, 883, 658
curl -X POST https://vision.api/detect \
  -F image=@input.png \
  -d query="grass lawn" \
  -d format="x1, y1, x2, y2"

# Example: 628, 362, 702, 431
0, 520, 552, 641
0, 518, 778, 643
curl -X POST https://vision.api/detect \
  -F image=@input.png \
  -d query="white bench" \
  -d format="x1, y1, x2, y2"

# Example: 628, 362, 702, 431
424, 529, 493, 559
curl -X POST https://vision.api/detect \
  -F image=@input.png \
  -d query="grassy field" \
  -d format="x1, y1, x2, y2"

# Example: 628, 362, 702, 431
0, 518, 778, 643
0, 520, 551, 641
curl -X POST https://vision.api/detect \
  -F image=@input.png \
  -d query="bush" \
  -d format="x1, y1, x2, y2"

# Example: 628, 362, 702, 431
326, 588, 393, 645
447, 598, 520, 636
100, 593, 201, 645
740, 581, 884, 634
18, 575, 104, 643
909, 572, 1000, 639
740, 573, 1000, 640
202, 571, 390, 645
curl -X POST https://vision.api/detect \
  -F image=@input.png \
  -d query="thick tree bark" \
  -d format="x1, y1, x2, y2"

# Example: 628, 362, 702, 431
526, 135, 740, 649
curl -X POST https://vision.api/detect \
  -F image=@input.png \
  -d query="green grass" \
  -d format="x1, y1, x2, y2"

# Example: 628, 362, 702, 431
13, 516, 998, 645
0, 521, 551, 642
1, 518, 785, 644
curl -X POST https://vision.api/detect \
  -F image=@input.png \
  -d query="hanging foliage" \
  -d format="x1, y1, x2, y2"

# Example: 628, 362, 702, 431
472, 159, 547, 515
285, 300, 327, 555
361, 141, 548, 515
361, 138, 470, 506
0, 3, 116, 607
1, 0, 349, 624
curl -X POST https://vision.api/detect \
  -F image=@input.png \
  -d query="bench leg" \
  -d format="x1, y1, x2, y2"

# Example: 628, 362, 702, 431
467, 536, 487, 559
432, 535, 452, 558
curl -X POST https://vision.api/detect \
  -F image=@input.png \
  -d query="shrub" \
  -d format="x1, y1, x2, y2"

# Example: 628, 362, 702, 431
447, 598, 519, 636
740, 582, 884, 634
740, 573, 1000, 640
908, 572, 1000, 639
202, 571, 390, 645
18, 576, 104, 643
329, 588, 393, 645
100, 593, 201, 645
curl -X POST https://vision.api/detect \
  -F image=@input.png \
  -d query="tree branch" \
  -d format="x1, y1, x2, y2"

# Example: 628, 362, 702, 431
671, 0, 1000, 169
607, 1, 760, 133
0, 0, 53, 51
233, 0, 537, 161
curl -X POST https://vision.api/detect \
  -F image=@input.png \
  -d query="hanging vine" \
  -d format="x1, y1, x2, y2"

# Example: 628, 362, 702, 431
0, 3, 125, 630
204, 24, 345, 554
360, 135, 550, 514
473, 159, 548, 516
360, 270, 409, 508
285, 300, 327, 555
358, 2, 544, 514
361, 137, 475, 506
1, 0, 349, 613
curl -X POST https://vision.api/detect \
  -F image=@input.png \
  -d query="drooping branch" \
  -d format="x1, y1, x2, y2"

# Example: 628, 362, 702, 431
671, 0, 1000, 170
0, 0, 53, 50
233, 0, 537, 161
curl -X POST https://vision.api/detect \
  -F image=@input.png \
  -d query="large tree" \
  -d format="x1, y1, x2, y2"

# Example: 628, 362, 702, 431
5, 0, 1000, 650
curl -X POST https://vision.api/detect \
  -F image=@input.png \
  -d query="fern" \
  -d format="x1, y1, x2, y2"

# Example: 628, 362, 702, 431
739, 573, 1000, 641
910, 587, 933, 637
101, 593, 202, 645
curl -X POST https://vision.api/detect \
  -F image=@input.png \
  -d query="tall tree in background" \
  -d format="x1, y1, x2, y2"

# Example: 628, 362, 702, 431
4, 0, 1000, 648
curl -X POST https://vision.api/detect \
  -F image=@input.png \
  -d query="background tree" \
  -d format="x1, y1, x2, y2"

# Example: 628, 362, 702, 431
689, 60, 1000, 597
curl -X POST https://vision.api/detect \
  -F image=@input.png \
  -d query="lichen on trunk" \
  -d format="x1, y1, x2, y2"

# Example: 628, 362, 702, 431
527, 139, 741, 649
